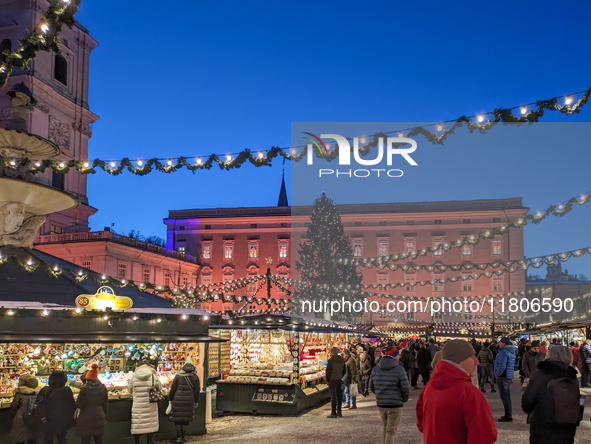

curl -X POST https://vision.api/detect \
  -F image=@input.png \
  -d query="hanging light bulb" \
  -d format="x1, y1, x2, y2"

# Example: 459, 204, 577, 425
40, 23, 49, 33
477, 115, 484, 123
290, 147, 297, 155
520, 107, 527, 115
565, 96, 572, 105
196, 157, 202, 165
110, 161, 116, 167
27, 259, 33, 266
226, 154, 232, 161
167, 159, 173, 166
83, 162, 89, 168
258, 151, 264, 159
137, 160, 143, 166
436, 124, 443, 131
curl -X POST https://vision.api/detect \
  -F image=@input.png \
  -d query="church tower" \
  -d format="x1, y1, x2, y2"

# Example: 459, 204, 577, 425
0, 0, 98, 235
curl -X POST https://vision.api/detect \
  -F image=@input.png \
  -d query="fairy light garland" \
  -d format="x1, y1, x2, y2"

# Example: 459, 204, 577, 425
0, 0, 81, 87
339, 190, 591, 266
1, 87, 590, 175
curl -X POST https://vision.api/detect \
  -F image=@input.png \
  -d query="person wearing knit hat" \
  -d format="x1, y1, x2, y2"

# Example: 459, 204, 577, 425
75, 363, 109, 443
522, 340, 545, 383
522, 345, 579, 443
399, 341, 407, 349
494, 337, 516, 422
417, 340, 497, 444
85, 362, 99, 380
169, 356, 201, 443
369, 344, 409, 444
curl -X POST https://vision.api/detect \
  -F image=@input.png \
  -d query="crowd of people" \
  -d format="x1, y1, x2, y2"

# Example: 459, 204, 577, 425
8, 359, 200, 444
326, 336, 591, 444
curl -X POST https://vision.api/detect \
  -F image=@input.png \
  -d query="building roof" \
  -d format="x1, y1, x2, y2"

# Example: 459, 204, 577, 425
167, 197, 526, 220
0, 246, 173, 309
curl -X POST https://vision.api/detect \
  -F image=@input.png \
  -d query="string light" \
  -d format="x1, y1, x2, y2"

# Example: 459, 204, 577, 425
40, 23, 49, 33
565, 96, 572, 105
226, 155, 232, 162
436, 124, 443, 131
477, 115, 484, 122
258, 151, 264, 159
109, 161, 116, 167
137, 160, 143, 166
520, 107, 527, 115
167, 159, 172, 166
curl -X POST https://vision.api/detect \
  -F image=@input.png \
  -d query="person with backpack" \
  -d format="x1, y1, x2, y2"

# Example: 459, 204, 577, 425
76, 363, 108, 444
10, 373, 41, 444
168, 358, 200, 443
477, 341, 495, 393
522, 345, 581, 444
37, 371, 76, 444
494, 337, 515, 422
129, 361, 161, 443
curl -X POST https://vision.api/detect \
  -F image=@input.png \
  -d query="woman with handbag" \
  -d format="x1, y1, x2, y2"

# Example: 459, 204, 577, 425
168, 359, 200, 443
129, 361, 161, 444
9, 373, 41, 444
75, 363, 108, 444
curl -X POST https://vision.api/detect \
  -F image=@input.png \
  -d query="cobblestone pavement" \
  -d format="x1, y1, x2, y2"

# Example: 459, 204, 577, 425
158, 384, 591, 444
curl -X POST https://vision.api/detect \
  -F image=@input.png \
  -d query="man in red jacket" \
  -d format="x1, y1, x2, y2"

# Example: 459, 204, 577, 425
416, 340, 497, 444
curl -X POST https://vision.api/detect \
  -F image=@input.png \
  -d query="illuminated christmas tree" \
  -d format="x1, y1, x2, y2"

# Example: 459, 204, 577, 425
295, 193, 363, 322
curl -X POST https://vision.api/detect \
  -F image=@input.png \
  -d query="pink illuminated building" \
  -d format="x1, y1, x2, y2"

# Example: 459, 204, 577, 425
165, 179, 527, 322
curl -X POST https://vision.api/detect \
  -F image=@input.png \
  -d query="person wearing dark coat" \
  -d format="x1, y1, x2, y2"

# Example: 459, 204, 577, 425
10, 373, 41, 444
325, 347, 346, 418
359, 352, 372, 397
522, 345, 580, 444
169, 361, 201, 443
76, 363, 109, 444
38, 371, 76, 444
416, 342, 432, 386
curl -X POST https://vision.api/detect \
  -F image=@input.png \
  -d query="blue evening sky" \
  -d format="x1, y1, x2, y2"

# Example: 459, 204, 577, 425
75, 1, 591, 274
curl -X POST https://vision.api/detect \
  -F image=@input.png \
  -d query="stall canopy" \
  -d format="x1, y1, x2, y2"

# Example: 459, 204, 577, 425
0, 246, 224, 343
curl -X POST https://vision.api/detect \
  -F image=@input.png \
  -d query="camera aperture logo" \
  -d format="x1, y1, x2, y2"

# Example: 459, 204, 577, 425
303, 133, 418, 178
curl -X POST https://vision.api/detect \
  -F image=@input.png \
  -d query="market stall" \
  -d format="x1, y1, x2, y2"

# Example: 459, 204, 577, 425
212, 314, 360, 415
0, 248, 224, 444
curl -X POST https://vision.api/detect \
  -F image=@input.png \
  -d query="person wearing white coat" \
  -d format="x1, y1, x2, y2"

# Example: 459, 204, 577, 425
128, 361, 162, 444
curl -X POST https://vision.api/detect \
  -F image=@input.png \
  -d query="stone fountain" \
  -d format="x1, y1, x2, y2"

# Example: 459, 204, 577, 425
0, 83, 79, 248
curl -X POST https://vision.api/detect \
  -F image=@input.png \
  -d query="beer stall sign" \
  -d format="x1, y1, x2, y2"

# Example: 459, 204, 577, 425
75, 286, 133, 311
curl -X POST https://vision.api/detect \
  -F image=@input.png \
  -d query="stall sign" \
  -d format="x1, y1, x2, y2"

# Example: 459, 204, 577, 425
75, 286, 133, 311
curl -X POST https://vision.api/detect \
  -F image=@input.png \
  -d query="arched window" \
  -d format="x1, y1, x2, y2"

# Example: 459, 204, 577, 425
54, 54, 67, 85
0, 39, 11, 64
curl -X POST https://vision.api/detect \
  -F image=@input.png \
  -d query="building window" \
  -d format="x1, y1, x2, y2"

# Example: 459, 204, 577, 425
462, 276, 472, 292
353, 241, 363, 257
202, 244, 211, 259
250, 223, 258, 229
433, 238, 443, 256
405, 240, 415, 254
182, 275, 189, 287
379, 221, 387, 226
82, 260, 91, 269
462, 244, 472, 255
179, 225, 185, 230
223, 274, 234, 284
164, 271, 171, 287
378, 241, 388, 257
280, 222, 289, 228
204, 225, 211, 229
224, 244, 233, 260
354, 222, 362, 226
178, 246, 186, 254
249, 243, 258, 259
433, 273, 444, 292
118, 263, 127, 280
377, 273, 388, 287
463, 219, 471, 224
405, 273, 415, 292
407, 311, 414, 319
52, 171, 65, 190
143, 268, 151, 283
50, 224, 63, 235
0, 39, 11, 64
434, 219, 442, 225
493, 218, 501, 223
54, 54, 67, 85
493, 275, 503, 292
492, 240, 502, 255
279, 242, 288, 258
201, 274, 211, 286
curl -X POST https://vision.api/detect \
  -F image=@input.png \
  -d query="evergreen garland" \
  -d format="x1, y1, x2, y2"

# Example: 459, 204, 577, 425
0, 1, 82, 87
294, 193, 363, 321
